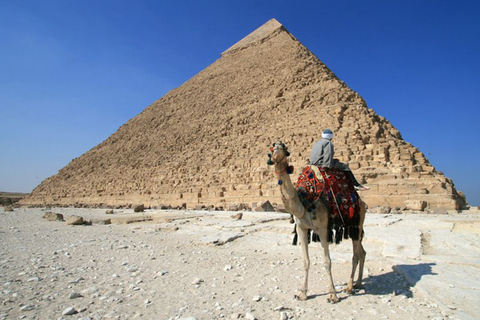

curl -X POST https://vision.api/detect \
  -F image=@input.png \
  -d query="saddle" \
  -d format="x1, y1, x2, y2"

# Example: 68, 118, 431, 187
295, 165, 361, 242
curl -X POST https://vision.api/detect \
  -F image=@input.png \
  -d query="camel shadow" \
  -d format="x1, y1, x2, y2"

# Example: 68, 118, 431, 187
304, 263, 437, 301
361, 262, 437, 298
303, 263, 438, 301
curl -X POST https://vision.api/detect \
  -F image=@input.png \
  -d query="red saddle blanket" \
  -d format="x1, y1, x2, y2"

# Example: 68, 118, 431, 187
295, 166, 360, 221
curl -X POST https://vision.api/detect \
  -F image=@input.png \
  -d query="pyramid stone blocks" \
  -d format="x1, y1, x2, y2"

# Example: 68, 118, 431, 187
20, 19, 465, 211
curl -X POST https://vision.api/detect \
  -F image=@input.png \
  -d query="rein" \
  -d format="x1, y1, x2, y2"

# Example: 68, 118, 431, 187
275, 162, 288, 175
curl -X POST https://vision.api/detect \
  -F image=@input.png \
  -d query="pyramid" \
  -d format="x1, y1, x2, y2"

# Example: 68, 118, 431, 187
21, 19, 465, 210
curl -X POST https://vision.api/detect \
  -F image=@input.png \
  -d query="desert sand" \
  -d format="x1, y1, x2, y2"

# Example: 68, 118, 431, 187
1, 207, 479, 320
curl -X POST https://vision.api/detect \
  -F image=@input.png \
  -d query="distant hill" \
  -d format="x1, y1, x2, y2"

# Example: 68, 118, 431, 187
0, 192, 28, 206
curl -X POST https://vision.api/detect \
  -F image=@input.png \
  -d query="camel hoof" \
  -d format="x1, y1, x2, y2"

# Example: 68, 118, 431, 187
295, 292, 308, 301
354, 283, 364, 289
345, 287, 353, 294
327, 295, 339, 304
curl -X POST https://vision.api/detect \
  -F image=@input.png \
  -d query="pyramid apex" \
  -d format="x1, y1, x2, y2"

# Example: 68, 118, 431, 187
222, 19, 287, 56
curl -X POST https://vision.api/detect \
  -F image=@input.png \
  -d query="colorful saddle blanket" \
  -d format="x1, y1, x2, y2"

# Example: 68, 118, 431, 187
295, 166, 360, 221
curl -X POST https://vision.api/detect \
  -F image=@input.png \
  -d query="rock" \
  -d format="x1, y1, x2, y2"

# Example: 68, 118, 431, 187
4, 206, 14, 212
224, 265, 233, 271
66, 215, 84, 225
432, 207, 448, 214
134, 205, 145, 212
69, 292, 82, 299
92, 218, 111, 225
105, 210, 114, 214
62, 307, 77, 315
231, 212, 243, 220
198, 232, 244, 246
227, 204, 240, 211
252, 295, 262, 302
20, 305, 35, 311
81, 286, 99, 295
245, 313, 257, 320
226, 203, 250, 211
127, 266, 138, 272
280, 312, 288, 320
27, 277, 41, 282
370, 206, 391, 214
254, 201, 275, 212
404, 200, 427, 211
43, 212, 64, 221
391, 208, 402, 214
191, 278, 204, 285
69, 277, 84, 284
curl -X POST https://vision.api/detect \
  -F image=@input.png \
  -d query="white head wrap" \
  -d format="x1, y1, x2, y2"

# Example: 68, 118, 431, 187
322, 129, 334, 140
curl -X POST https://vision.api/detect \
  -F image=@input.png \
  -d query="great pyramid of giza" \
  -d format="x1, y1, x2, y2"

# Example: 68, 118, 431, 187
21, 19, 465, 210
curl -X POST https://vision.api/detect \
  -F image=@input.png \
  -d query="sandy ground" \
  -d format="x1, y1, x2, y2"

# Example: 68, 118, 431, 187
0, 207, 479, 320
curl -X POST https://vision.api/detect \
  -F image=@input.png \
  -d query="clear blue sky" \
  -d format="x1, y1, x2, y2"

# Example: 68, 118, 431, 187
1, 1, 479, 205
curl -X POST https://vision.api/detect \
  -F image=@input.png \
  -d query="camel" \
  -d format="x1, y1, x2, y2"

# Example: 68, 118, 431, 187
269, 141, 366, 303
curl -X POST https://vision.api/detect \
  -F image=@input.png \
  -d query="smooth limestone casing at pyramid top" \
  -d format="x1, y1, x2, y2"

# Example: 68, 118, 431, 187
20, 19, 466, 210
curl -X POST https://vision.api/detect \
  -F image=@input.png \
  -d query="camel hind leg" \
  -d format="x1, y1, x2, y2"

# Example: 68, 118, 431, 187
355, 239, 366, 288
346, 201, 367, 294
346, 237, 366, 293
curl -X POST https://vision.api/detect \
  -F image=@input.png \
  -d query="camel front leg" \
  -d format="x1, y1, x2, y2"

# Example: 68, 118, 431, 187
295, 226, 310, 301
317, 227, 339, 303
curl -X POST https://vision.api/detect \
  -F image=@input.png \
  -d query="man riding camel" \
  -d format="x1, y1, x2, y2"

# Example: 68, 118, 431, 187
310, 129, 369, 191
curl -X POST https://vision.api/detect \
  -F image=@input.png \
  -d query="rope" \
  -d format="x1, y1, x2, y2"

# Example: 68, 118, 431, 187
320, 170, 346, 227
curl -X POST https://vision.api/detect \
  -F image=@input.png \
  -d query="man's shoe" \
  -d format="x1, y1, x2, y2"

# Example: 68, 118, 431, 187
355, 185, 370, 191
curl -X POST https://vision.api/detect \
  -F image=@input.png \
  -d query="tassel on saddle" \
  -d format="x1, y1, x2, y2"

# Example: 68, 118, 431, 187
292, 225, 321, 245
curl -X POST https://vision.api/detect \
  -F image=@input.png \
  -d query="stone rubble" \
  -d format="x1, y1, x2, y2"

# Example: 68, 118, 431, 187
1, 206, 478, 319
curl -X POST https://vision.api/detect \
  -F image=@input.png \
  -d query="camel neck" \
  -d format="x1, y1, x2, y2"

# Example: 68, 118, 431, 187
275, 166, 305, 219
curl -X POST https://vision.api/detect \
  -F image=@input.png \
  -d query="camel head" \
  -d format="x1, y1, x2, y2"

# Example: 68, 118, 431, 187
267, 141, 294, 175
